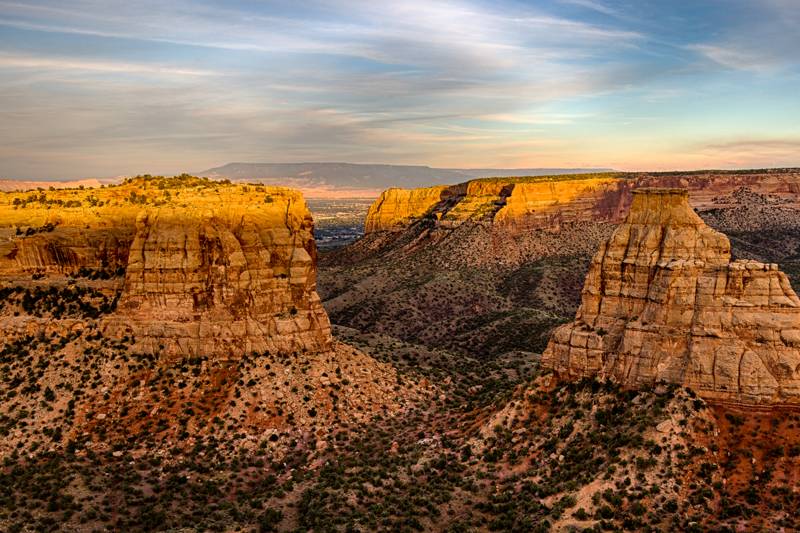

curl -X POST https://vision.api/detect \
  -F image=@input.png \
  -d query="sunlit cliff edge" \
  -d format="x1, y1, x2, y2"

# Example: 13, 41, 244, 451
364, 169, 800, 233
0, 175, 427, 455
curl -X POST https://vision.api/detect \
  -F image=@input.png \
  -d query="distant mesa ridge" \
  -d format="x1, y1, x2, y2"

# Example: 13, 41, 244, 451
362, 169, 800, 234
0, 178, 114, 192
197, 162, 613, 192
0, 163, 612, 196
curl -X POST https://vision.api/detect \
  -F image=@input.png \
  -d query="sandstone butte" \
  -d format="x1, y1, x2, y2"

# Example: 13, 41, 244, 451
0, 176, 331, 357
0, 176, 423, 452
542, 187, 800, 406
363, 169, 800, 233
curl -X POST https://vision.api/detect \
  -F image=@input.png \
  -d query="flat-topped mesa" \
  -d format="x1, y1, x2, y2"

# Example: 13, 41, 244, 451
493, 177, 628, 230
363, 175, 626, 233
543, 187, 800, 405
362, 170, 800, 234
0, 178, 431, 451
364, 185, 455, 232
0, 177, 333, 358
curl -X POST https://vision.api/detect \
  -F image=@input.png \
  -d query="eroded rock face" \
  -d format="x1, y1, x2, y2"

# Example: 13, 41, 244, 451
107, 205, 332, 358
0, 177, 428, 454
363, 170, 800, 234
13, 231, 130, 272
364, 185, 452, 232
0, 178, 332, 359
493, 177, 629, 231
542, 188, 800, 405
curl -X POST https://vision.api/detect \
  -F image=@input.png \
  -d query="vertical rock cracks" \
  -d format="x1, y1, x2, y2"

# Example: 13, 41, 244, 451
543, 188, 800, 405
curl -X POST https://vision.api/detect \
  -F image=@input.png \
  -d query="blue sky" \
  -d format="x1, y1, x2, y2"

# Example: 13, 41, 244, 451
0, 0, 798, 179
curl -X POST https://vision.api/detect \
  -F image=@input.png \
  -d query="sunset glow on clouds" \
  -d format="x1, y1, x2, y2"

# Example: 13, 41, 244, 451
0, 0, 798, 178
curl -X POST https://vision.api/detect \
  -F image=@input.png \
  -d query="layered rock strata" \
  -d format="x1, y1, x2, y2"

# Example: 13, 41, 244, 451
542, 188, 800, 405
364, 185, 452, 232
0, 177, 331, 358
109, 207, 331, 357
364, 170, 800, 234
0, 177, 427, 454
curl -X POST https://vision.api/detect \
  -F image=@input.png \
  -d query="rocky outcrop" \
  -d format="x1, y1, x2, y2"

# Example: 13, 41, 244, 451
362, 176, 625, 233
363, 170, 800, 234
542, 188, 800, 405
0, 177, 429, 455
0, 177, 333, 359
364, 185, 452, 232
108, 205, 332, 358
2, 229, 131, 272
493, 177, 628, 231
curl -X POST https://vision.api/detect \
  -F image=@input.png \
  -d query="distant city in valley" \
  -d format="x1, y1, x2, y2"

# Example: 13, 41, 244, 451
306, 197, 374, 249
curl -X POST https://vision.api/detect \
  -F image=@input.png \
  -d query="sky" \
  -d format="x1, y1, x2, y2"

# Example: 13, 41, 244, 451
0, 0, 799, 179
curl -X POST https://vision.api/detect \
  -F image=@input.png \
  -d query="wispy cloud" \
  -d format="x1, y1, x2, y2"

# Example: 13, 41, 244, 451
0, 0, 644, 69
0, 0, 797, 178
687, 0, 800, 71
683, 137, 800, 169
559, 0, 622, 18
0, 52, 215, 76
703, 138, 800, 153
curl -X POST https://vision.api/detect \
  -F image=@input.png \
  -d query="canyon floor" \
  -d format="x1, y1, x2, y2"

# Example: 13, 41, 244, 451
6, 323, 800, 532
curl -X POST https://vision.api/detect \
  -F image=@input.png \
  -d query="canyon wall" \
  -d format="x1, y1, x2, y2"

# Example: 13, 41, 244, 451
0, 177, 332, 358
364, 185, 452, 232
363, 170, 800, 234
108, 206, 331, 358
542, 188, 800, 405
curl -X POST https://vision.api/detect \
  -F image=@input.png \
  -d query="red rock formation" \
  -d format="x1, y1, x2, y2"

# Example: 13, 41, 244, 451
542, 188, 800, 405
363, 170, 800, 234
0, 180, 334, 359
108, 207, 332, 358
364, 185, 452, 232
4, 230, 131, 272
0, 179, 428, 454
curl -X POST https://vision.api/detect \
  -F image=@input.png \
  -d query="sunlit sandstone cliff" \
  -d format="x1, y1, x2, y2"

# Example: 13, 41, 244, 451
0, 176, 425, 454
0, 176, 331, 357
108, 207, 332, 358
364, 185, 452, 233
542, 188, 800, 405
363, 170, 800, 233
